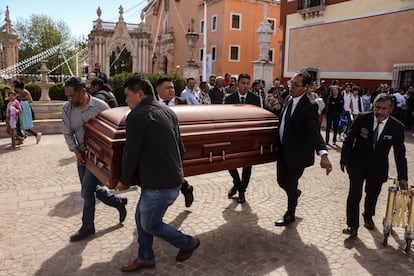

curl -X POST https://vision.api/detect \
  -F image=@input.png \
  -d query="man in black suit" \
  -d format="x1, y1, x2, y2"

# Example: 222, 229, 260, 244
155, 76, 194, 207
224, 73, 261, 203
209, 76, 226, 104
341, 93, 408, 237
274, 70, 332, 226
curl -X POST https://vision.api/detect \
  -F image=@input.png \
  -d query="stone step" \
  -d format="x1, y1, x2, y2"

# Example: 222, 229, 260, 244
0, 119, 62, 138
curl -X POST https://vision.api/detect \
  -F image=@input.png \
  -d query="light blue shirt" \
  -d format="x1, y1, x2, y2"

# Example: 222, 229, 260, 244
180, 87, 200, 105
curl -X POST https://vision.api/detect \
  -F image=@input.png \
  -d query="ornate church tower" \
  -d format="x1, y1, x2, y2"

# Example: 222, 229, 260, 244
0, 6, 19, 73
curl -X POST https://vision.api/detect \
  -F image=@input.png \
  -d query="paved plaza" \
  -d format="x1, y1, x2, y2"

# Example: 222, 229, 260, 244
0, 132, 414, 275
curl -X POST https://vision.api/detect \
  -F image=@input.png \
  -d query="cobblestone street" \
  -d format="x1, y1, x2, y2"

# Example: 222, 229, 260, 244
0, 133, 413, 275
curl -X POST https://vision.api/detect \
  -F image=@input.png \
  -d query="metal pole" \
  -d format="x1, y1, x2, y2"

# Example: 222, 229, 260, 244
202, 0, 207, 81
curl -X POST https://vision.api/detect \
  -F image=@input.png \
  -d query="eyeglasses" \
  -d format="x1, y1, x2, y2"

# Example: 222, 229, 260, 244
287, 81, 304, 89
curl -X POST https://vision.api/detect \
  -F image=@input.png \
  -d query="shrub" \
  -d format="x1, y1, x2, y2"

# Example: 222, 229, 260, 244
108, 72, 185, 106
25, 83, 42, 101
48, 83, 66, 100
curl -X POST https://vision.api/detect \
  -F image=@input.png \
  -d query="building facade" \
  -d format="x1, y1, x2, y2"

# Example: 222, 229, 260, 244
87, 6, 152, 77
280, 0, 414, 90
143, 0, 283, 80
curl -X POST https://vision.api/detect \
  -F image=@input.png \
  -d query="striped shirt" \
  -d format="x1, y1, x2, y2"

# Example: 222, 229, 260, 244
62, 95, 109, 152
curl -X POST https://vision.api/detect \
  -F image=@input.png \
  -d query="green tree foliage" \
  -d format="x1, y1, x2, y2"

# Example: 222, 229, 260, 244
14, 14, 76, 78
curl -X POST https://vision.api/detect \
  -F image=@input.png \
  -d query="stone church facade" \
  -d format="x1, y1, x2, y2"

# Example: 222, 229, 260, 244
87, 6, 153, 77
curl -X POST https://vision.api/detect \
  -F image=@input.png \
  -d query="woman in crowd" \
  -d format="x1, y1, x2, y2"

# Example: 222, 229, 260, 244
325, 86, 344, 145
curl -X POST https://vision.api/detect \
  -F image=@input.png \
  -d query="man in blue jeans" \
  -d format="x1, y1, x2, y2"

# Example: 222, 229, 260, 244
62, 77, 127, 242
116, 75, 200, 272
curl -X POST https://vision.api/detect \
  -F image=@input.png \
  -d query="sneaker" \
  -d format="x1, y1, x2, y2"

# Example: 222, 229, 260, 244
5, 145, 16, 150
36, 133, 42, 144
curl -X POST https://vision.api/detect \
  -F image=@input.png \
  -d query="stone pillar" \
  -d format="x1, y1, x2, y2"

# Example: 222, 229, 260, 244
182, 64, 200, 82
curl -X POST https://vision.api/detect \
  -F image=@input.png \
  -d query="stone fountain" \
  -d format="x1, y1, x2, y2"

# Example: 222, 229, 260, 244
30, 60, 64, 119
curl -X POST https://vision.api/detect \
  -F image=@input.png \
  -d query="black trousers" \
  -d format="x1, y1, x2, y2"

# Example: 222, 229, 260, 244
346, 166, 384, 228
277, 157, 305, 216
228, 166, 252, 192
325, 112, 340, 143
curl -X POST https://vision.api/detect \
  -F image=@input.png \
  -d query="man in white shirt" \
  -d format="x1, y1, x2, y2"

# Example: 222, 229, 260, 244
180, 77, 200, 105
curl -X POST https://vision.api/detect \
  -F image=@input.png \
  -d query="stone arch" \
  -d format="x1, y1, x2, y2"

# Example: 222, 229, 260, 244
87, 6, 152, 76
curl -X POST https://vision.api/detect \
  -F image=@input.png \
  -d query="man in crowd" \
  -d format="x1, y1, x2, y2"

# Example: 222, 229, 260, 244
341, 93, 408, 237
180, 77, 200, 105
274, 70, 332, 227
209, 76, 226, 104
62, 77, 127, 242
116, 75, 199, 272
155, 76, 194, 207
224, 73, 261, 203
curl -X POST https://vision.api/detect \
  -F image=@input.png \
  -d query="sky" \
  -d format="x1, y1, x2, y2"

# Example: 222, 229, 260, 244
3, 0, 148, 38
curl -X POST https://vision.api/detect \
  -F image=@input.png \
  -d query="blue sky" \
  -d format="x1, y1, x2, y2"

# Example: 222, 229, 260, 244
3, 0, 148, 38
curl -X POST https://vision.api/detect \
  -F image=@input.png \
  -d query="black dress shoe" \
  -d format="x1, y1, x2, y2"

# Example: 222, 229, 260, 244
237, 192, 245, 203
121, 259, 155, 272
70, 227, 95, 242
118, 198, 128, 223
275, 214, 295, 226
182, 185, 194, 208
342, 227, 358, 237
363, 216, 375, 230
227, 187, 237, 198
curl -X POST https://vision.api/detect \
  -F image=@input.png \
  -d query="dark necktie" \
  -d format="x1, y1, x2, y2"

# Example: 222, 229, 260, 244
240, 97, 245, 103
164, 100, 170, 105
282, 100, 293, 143
373, 121, 382, 147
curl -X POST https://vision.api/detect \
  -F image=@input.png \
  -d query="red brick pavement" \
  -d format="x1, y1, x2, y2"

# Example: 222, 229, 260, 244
0, 133, 413, 275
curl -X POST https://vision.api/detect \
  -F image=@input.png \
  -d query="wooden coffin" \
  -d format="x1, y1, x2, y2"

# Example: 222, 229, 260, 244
84, 104, 279, 189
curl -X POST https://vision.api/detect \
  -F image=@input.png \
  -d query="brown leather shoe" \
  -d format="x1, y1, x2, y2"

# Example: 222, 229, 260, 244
120, 259, 155, 272
176, 238, 200, 262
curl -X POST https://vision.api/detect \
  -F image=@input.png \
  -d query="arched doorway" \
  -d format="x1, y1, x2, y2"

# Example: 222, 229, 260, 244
109, 45, 132, 76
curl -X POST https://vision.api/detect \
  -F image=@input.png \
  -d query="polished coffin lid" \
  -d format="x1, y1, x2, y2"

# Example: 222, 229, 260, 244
84, 104, 279, 188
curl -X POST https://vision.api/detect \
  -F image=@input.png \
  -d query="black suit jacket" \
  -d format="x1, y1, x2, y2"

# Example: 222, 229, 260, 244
156, 95, 187, 105
340, 112, 407, 182
209, 87, 225, 104
277, 94, 327, 169
224, 91, 261, 106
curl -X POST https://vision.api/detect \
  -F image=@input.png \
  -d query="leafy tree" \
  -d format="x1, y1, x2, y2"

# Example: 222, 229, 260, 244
14, 15, 77, 78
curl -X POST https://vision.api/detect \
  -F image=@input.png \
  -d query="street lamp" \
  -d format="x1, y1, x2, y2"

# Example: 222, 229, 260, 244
151, 53, 157, 73
57, 48, 63, 82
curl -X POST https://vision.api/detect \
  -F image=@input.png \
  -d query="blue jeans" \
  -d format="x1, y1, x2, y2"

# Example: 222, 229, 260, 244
136, 185, 195, 262
77, 165, 122, 230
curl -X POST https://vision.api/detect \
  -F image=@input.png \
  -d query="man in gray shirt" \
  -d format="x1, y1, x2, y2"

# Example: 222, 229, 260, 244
62, 77, 127, 242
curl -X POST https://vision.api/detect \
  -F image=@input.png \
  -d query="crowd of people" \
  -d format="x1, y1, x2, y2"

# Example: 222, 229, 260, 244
2, 69, 411, 272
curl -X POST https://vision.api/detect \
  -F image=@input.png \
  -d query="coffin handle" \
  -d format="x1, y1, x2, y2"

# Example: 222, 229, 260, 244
209, 152, 213, 163
270, 144, 274, 153
260, 145, 263, 155
222, 150, 226, 161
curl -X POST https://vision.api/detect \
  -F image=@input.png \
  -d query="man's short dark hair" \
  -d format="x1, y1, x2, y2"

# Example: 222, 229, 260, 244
374, 93, 394, 108
64, 77, 85, 92
295, 70, 312, 86
13, 80, 24, 89
186, 77, 195, 83
156, 76, 173, 87
123, 74, 154, 96
238, 73, 250, 82
91, 78, 105, 89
